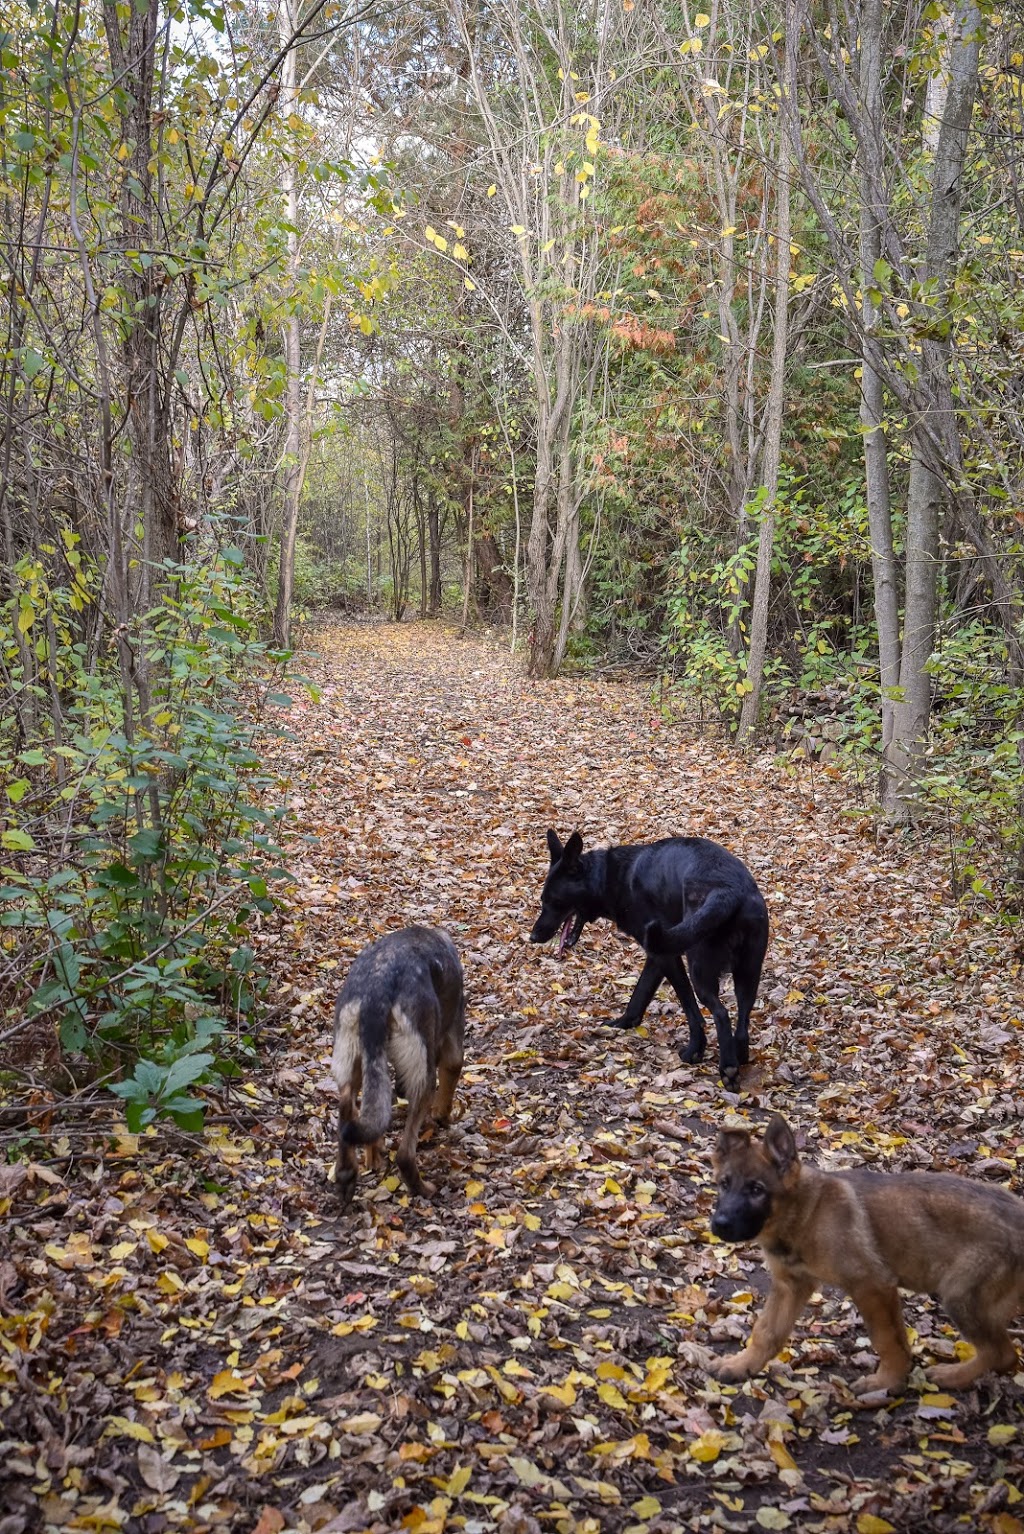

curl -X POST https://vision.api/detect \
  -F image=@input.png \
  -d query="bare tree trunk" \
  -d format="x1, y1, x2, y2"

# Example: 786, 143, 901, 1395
886, 0, 981, 814
428, 498, 442, 615
461, 451, 475, 631
101, 0, 178, 609
272, 0, 301, 650
736, 12, 794, 742
857, 0, 901, 778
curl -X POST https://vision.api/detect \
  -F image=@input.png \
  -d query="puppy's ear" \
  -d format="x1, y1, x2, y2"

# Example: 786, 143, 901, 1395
764, 1115, 798, 1174
546, 829, 564, 862
712, 1126, 750, 1165
563, 831, 584, 864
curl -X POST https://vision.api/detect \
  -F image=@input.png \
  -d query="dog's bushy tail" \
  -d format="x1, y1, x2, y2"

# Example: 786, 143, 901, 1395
646, 888, 743, 955
339, 995, 393, 1146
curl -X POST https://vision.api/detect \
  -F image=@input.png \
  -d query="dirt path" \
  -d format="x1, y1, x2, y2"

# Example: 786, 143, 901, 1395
4, 622, 1022, 1534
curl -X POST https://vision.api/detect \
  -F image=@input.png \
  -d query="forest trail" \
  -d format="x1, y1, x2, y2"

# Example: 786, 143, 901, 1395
4, 622, 1023, 1534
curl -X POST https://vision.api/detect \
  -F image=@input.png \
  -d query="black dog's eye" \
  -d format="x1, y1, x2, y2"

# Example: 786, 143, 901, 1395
718, 1176, 731, 1191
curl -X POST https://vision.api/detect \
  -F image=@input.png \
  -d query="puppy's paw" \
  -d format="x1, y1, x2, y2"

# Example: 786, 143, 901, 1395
707, 1352, 753, 1383
852, 1370, 906, 1398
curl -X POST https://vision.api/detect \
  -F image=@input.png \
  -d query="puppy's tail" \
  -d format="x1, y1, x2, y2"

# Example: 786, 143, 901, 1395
645, 888, 743, 955
337, 996, 393, 1146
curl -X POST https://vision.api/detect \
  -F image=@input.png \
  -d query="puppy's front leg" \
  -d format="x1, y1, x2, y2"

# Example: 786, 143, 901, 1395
848, 1283, 912, 1395
708, 1271, 814, 1382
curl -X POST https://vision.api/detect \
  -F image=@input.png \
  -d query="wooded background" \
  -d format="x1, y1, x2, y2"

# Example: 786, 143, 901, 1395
2, 0, 1023, 1112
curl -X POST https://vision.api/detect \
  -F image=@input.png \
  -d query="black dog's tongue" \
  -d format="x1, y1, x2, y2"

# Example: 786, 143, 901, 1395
558, 916, 575, 958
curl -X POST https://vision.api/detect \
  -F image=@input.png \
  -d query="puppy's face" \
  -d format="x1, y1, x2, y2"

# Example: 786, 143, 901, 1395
710, 1118, 797, 1243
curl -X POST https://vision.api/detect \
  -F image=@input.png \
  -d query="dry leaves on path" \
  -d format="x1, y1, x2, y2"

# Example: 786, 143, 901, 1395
2, 621, 1022, 1534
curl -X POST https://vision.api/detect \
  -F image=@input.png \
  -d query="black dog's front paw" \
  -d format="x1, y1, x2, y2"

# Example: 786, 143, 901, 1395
601, 1014, 643, 1031
678, 1038, 706, 1064
720, 1064, 741, 1090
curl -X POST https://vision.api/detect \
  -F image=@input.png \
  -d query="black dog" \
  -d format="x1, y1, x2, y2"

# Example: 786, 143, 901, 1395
529, 830, 769, 1086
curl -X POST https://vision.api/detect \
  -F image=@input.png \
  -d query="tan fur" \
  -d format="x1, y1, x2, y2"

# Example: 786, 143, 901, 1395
708, 1115, 1024, 1395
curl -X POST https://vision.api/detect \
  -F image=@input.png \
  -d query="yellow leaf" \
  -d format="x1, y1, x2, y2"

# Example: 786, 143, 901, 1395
445, 1464, 471, 1495
919, 1392, 956, 1408
464, 277, 476, 291
855, 1518, 896, 1534
425, 225, 437, 242
756, 1511, 791, 1531
156, 1271, 185, 1294
453, 243, 469, 261
185, 1236, 209, 1259
632, 1497, 662, 1518
482, 1228, 506, 1247
695, 11, 711, 23
690, 1429, 727, 1463
109, 1241, 137, 1260
339, 1412, 383, 1435
486, 184, 496, 196
146, 1229, 169, 1254
769, 1438, 798, 1472
988, 1424, 1018, 1447
105, 1416, 156, 1443
209, 1371, 251, 1400
596, 1361, 627, 1380
641, 1358, 673, 1392
399, 1441, 431, 1461
542, 1380, 577, 1407
465, 1180, 484, 1198
511, 225, 527, 236
508, 1456, 548, 1488
597, 1382, 628, 1410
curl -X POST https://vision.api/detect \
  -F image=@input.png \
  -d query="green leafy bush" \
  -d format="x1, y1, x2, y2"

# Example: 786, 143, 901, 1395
0, 542, 292, 1129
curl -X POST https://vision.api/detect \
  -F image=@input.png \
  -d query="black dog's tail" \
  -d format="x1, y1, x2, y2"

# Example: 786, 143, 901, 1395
339, 995, 393, 1146
645, 888, 743, 956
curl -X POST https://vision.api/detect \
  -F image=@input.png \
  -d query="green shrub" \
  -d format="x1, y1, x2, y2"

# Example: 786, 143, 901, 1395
0, 541, 294, 1131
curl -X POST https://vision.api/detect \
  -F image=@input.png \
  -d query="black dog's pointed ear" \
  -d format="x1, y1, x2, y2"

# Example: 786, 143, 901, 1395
546, 829, 564, 863
764, 1115, 798, 1174
563, 831, 584, 864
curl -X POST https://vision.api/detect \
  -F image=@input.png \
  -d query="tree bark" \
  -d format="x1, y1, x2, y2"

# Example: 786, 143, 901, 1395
736, 11, 794, 742
272, 0, 307, 651
886, 0, 981, 814
857, 0, 901, 781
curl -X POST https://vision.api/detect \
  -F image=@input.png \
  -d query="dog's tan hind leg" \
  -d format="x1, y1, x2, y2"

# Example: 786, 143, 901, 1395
396, 1089, 436, 1200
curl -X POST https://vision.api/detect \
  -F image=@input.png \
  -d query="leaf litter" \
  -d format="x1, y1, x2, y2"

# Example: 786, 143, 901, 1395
2, 621, 1022, 1534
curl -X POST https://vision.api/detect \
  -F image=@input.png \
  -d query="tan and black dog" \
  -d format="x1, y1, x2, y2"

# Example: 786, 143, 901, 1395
330, 926, 465, 1206
708, 1114, 1024, 1394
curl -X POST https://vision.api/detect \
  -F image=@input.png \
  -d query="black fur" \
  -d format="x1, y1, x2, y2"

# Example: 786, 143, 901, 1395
529, 830, 769, 1086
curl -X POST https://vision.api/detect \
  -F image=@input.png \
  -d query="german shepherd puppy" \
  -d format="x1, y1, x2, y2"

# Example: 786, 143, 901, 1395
529, 830, 769, 1086
330, 926, 465, 1206
708, 1115, 1024, 1393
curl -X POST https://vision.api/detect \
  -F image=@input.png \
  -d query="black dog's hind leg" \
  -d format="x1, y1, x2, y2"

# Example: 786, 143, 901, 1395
663, 956, 708, 1064
688, 948, 740, 1087
602, 957, 665, 1029
732, 911, 768, 1065
732, 953, 764, 1067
